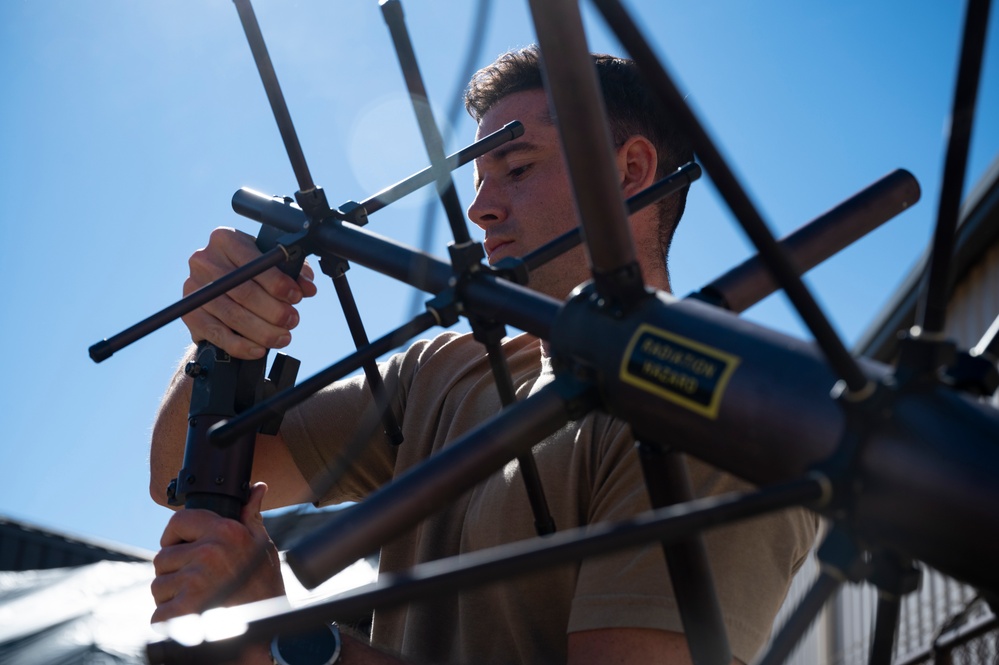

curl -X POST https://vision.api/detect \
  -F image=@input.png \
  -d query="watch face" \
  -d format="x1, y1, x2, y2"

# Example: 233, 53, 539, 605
271, 624, 341, 665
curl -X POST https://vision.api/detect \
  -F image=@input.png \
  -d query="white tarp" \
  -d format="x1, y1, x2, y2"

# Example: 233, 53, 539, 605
0, 556, 377, 664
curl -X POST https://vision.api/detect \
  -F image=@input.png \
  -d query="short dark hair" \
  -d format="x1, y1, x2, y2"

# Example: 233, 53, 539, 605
464, 45, 694, 267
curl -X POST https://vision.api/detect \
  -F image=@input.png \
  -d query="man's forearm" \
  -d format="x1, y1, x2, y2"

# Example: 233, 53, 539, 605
149, 344, 197, 507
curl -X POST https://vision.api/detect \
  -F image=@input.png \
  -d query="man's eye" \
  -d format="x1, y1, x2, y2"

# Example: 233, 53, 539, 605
508, 164, 531, 179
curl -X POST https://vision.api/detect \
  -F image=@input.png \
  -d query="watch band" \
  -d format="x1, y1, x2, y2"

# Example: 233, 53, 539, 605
270, 622, 341, 665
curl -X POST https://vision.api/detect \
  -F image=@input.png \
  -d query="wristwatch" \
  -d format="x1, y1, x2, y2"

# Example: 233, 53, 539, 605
270, 622, 341, 665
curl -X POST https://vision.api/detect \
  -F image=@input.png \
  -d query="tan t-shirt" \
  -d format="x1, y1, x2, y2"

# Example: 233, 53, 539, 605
282, 331, 817, 664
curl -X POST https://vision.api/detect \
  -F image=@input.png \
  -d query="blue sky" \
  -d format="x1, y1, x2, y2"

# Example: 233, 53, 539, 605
0, 1, 996, 553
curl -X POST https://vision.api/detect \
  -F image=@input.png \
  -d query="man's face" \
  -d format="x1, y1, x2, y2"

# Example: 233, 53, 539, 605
468, 89, 591, 301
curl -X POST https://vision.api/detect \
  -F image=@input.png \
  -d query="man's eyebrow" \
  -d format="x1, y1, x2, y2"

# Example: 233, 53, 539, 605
485, 140, 543, 162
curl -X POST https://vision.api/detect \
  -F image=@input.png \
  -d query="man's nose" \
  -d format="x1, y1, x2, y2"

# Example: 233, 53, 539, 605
467, 180, 505, 230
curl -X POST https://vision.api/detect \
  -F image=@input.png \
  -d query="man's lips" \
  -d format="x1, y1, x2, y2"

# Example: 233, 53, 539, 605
484, 238, 514, 260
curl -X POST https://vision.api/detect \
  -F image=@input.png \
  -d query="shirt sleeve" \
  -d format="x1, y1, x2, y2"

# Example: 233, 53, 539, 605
567, 416, 818, 663
279, 335, 453, 505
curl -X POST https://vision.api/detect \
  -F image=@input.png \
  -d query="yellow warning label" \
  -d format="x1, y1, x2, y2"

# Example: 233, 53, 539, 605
620, 324, 740, 419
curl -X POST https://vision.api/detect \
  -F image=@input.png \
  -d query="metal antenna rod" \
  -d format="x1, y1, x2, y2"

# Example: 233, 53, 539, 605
211, 311, 439, 445
754, 571, 842, 665
361, 121, 523, 217
321, 255, 405, 446
592, 0, 872, 396
232, 0, 316, 193
972, 312, 999, 358
528, 0, 643, 305
638, 441, 732, 665
407, 0, 494, 318
518, 163, 702, 275
89, 246, 289, 362
698, 169, 921, 314
868, 593, 902, 665
380, 0, 556, 534
917, 0, 992, 335
381, 0, 472, 244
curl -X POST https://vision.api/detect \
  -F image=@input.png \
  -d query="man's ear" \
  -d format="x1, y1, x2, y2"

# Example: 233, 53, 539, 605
616, 136, 658, 198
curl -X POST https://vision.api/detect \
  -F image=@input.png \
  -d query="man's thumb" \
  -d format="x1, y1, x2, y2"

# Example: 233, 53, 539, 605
241, 482, 269, 529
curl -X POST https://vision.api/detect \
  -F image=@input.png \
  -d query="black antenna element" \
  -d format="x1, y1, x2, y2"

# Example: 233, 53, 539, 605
916, 0, 992, 335
232, 0, 315, 193
407, 0, 494, 318
88, 120, 523, 364
382, 0, 557, 536
696, 169, 921, 313
88, 246, 291, 362
210, 312, 438, 445
512, 162, 703, 276
592, 0, 871, 396
362, 121, 523, 216
381, 0, 472, 245
527, 2, 730, 661
528, 0, 643, 307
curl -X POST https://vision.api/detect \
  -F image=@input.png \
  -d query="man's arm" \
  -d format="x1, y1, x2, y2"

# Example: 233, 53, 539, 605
568, 628, 742, 665
148, 352, 314, 510
149, 227, 318, 510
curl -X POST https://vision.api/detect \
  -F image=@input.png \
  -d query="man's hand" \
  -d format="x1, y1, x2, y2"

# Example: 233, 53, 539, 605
151, 483, 285, 623
182, 227, 317, 360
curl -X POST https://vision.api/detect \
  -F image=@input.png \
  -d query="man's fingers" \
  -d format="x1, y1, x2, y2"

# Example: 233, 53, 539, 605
150, 569, 178, 606
153, 539, 192, 576
191, 289, 294, 350
186, 246, 300, 331
151, 546, 219, 621
159, 507, 244, 548
181, 306, 267, 360
209, 227, 312, 307
150, 574, 210, 623
150, 595, 181, 624
181, 227, 315, 357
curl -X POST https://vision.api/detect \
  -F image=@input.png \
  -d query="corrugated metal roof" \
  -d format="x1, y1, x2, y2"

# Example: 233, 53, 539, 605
0, 515, 154, 572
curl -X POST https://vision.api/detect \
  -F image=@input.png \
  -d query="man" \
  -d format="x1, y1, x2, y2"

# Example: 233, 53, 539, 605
149, 46, 817, 664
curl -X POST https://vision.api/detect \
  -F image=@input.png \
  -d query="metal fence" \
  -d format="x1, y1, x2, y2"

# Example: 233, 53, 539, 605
826, 566, 996, 665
